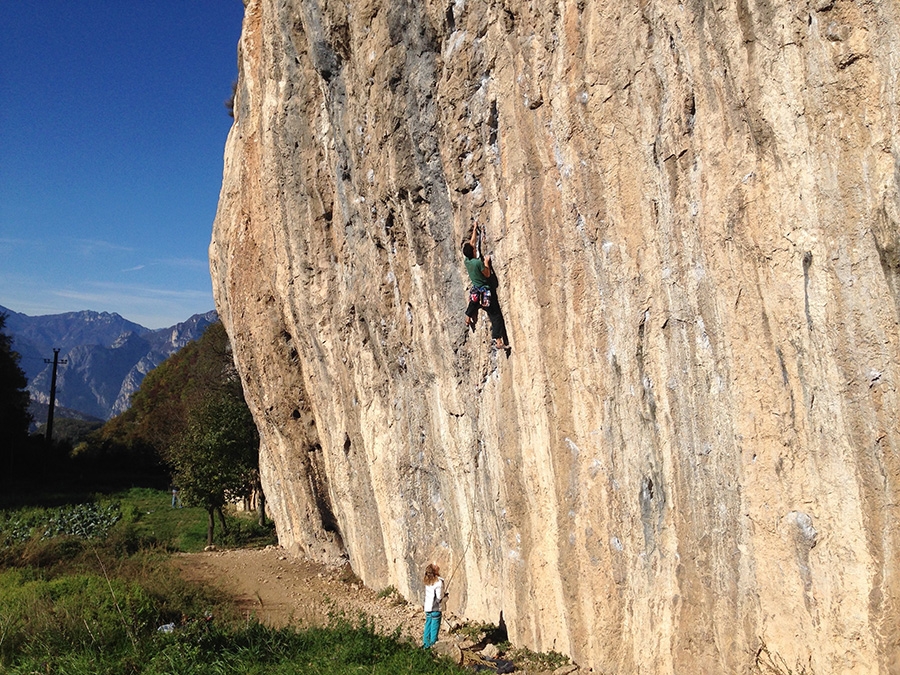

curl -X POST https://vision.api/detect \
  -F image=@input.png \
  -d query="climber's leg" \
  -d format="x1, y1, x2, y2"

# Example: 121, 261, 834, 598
465, 298, 479, 332
486, 296, 509, 349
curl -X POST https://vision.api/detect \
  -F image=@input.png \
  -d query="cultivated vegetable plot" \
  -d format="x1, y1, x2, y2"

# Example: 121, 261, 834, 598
0, 502, 121, 545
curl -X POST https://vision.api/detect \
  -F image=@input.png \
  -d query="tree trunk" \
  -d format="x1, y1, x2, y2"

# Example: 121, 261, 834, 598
206, 508, 215, 547
217, 507, 228, 535
256, 478, 267, 527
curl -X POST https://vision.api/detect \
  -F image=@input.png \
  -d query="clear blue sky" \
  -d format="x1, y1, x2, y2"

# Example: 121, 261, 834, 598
0, 1, 245, 329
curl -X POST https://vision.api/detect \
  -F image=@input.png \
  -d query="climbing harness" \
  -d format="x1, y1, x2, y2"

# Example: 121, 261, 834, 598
470, 286, 492, 308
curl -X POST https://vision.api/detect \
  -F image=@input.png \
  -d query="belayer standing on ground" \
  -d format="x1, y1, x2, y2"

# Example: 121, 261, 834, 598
463, 219, 509, 352
422, 563, 445, 648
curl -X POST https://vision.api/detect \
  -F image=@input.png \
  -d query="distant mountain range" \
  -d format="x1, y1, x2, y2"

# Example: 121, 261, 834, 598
1, 306, 218, 423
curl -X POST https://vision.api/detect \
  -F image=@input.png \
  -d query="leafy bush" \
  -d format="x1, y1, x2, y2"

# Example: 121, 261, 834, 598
0, 501, 121, 546
376, 585, 397, 599
43, 501, 122, 539
507, 645, 571, 671
375, 585, 407, 607
218, 512, 277, 549
0, 513, 32, 546
452, 620, 507, 643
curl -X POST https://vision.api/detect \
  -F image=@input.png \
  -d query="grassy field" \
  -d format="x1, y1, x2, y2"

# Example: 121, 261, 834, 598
0, 488, 466, 675
114, 487, 212, 552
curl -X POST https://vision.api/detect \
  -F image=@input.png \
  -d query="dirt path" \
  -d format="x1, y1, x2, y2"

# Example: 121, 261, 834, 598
172, 546, 423, 641
173, 546, 584, 675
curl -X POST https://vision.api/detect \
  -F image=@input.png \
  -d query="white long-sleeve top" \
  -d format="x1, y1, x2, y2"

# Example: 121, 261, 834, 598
423, 577, 444, 612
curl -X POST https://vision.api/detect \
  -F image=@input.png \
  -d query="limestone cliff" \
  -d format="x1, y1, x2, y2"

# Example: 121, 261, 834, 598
209, 0, 900, 671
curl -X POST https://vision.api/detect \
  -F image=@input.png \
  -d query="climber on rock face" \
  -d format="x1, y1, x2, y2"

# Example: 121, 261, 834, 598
462, 219, 509, 352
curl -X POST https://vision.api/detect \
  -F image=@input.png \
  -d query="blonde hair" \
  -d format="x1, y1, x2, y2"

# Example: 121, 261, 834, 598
423, 563, 440, 585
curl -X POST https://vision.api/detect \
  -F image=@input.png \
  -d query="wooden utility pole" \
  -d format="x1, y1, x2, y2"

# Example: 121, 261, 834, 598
44, 348, 67, 442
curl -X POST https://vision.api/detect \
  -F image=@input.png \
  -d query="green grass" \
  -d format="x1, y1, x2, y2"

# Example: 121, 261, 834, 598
3, 615, 466, 674
121, 487, 210, 552
0, 489, 462, 675
0, 565, 465, 674
0, 552, 225, 671
0, 488, 275, 556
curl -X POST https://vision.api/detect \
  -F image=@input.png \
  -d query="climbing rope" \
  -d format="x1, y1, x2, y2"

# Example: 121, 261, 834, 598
440, 525, 474, 635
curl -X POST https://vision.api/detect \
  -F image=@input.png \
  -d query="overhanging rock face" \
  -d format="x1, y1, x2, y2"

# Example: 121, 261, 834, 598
210, 0, 900, 671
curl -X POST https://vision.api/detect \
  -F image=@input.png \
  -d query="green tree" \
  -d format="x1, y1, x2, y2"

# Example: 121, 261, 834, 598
171, 392, 259, 546
85, 322, 264, 540
0, 313, 32, 478
97, 322, 238, 455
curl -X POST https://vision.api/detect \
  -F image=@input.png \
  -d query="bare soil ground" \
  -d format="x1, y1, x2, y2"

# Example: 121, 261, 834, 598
172, 546, 422, 640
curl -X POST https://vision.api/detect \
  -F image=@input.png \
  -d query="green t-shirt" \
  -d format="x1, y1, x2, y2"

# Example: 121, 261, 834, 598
464, 257, 490, 287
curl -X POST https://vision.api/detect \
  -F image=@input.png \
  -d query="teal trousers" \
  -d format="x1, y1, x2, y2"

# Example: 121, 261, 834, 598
423, 611, 441, 648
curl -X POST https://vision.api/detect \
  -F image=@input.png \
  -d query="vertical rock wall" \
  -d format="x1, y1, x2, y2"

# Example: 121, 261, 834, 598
210, 0, 900, 671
